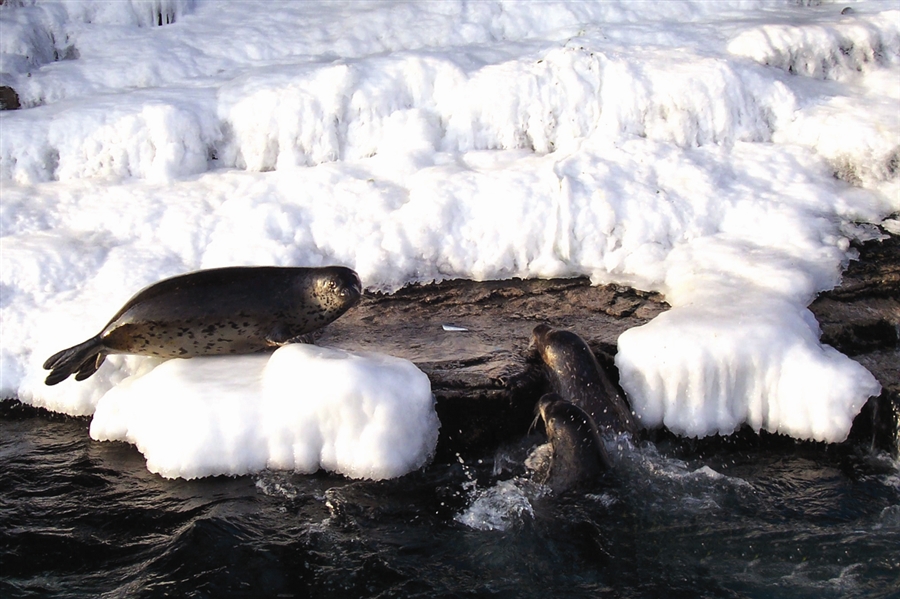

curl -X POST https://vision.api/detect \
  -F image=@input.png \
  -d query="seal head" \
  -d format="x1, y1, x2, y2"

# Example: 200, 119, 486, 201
43, 265, 362, 385
531, 393, 611, 493
531, 324, 638, 437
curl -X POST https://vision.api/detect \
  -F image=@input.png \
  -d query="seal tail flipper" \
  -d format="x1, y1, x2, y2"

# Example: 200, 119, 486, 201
43, 337, 106, 385
74, 353, 107, 381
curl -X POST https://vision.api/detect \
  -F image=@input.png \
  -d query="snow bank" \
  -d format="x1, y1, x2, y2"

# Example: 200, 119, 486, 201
616, 294, 881, 440
89, 345, 439, 480
728, 11, 900, 81
2, 0, 899, 453
730, 11, 900, 195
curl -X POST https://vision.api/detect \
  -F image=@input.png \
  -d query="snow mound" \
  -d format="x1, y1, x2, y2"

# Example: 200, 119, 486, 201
728, 12, 900, 81
616, 294, 881, 442
89, 344, 439, 480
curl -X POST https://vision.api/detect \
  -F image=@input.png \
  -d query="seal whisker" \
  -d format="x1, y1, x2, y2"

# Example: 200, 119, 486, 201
528, 411, 543, 435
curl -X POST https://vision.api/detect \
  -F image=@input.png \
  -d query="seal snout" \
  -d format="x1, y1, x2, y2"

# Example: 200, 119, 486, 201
530, 323, 552, 348
536, 393, 559, 421
530, 392, 561, 434
337, 268, 363, 304
528, 323, 554, 362
344, 269, 362, 298
320, 266, 362, 306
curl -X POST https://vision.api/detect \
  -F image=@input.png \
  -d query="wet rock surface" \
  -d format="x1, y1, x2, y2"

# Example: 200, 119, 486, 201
816, 234, 900, 454
320, 278, 668, 458
0, 85, 20, 110
322, 233, 900, 458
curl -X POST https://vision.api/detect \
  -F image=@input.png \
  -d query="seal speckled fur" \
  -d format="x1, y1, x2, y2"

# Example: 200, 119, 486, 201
43, 266, 362, 385
532, 393, 611, 493
532, 324, 638, 436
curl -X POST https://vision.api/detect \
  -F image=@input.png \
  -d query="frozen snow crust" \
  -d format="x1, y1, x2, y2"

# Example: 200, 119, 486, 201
89, 345, 439, 481
2, 1, 899, 475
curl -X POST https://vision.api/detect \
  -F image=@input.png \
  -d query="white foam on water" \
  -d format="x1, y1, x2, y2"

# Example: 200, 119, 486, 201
454, 479, 542, 532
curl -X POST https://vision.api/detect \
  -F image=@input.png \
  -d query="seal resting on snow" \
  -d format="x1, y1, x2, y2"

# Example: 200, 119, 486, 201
43, 266, 362, 385
531, 324, 638, 436
529, 393, 612, 493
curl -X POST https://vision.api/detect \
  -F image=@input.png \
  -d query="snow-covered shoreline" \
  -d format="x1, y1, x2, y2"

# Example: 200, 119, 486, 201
2, 0, 898, 478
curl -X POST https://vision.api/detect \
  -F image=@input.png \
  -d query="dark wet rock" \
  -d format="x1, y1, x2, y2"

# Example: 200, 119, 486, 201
319, 278, 666, 458
0, 86, 21, 110
815, 234, 900, 455
819, 234, 900, 302
323, 233, 900, 458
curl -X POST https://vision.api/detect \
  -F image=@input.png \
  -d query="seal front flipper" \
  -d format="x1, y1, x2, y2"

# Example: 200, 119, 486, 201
43, 336, 107, 386
265, 324, 314, 347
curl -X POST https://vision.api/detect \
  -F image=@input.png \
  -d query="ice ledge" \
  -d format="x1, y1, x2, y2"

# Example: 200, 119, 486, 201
616, 294, 881, 443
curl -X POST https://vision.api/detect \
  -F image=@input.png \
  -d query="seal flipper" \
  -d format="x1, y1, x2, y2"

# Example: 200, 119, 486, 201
74, 353, 107, 381
43, 336, 106, 385
265, 324, 314, 346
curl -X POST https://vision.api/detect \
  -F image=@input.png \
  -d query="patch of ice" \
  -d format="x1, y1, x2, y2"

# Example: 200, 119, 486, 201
88, 345, 439, 480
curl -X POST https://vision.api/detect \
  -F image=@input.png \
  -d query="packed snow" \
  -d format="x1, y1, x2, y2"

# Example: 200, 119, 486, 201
89, 344, 439, 480
1, 1, 899, 478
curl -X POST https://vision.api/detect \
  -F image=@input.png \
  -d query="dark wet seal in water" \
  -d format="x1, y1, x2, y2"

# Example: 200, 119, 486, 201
531, 324, 638, 437
530, 393, 612, 493
43, 265, 362, 385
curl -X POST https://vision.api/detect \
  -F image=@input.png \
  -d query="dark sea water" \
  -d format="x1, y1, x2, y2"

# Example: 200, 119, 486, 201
2, 399, 899, 599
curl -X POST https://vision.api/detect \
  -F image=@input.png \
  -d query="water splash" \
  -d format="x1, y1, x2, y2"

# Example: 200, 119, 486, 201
454, 479, 539, 532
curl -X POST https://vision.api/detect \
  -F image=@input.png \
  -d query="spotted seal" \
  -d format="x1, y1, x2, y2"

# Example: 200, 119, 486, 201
531, 324, 638, 436
43, 265, 362, 385
530, 393, 611, 493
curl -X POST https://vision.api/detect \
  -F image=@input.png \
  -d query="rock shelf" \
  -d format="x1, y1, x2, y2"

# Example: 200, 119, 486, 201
322, 234, 900, 458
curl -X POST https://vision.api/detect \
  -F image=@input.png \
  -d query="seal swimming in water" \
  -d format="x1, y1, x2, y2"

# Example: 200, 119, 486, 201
43, 265, 362, 385
531, 324, 638, 436
529, 393, 611, 493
